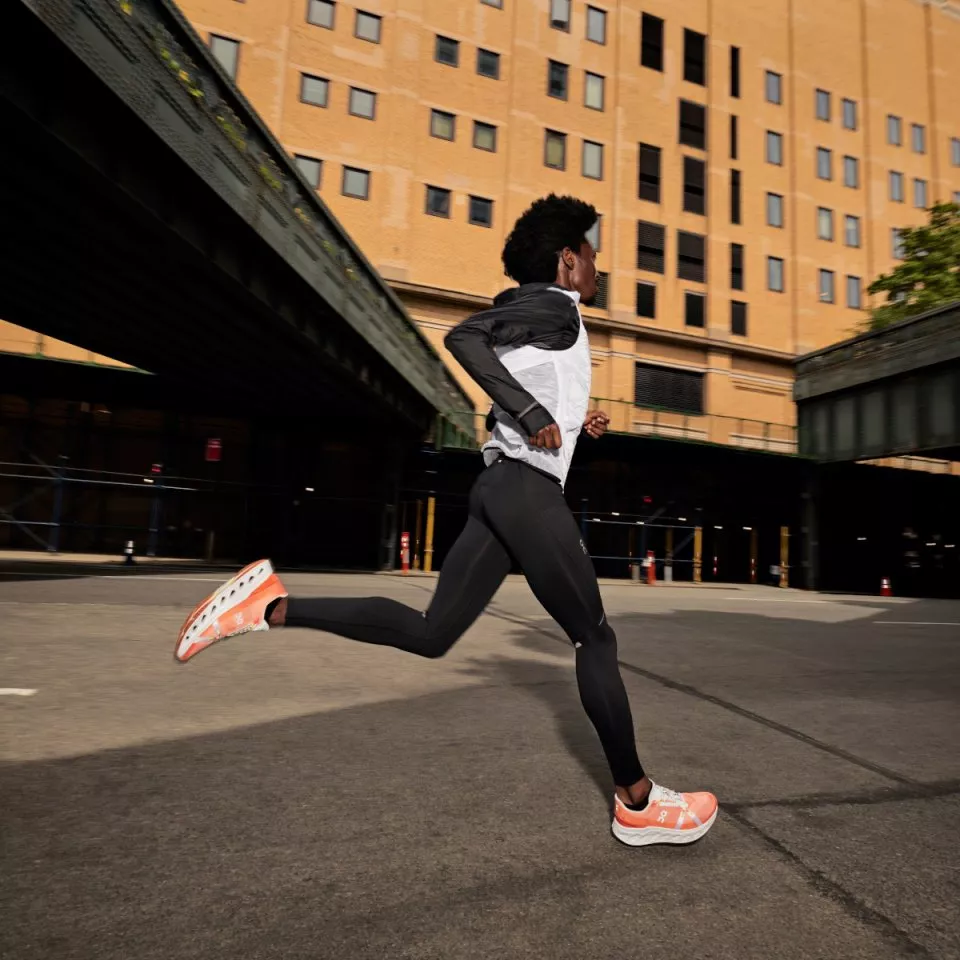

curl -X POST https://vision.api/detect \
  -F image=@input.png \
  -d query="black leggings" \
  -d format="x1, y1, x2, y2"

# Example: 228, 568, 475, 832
285, 458, 645, 787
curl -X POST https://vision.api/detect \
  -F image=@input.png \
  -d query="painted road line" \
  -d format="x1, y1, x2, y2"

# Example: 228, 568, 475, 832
0, 688, 37, 696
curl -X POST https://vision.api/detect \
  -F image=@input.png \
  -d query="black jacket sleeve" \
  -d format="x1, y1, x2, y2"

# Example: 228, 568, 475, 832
444, 292, 579, 437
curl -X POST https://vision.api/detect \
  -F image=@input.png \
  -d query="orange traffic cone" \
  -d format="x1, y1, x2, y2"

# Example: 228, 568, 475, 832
880, 576, 892, 597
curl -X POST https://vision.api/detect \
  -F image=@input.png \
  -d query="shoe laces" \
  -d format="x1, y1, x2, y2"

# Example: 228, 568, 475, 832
651, 784, 688, 808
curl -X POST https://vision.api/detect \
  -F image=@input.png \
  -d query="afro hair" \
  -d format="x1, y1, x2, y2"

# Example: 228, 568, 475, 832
501, 194, 598, 285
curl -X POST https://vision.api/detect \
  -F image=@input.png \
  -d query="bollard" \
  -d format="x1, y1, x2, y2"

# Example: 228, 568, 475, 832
400, 531, 411, 575
645, 550, 656, 585
124, 540, 136, 566
880, 576, 892, 597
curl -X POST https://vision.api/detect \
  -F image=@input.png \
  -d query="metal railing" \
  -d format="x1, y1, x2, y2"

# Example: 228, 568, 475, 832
435, 399, 798, 455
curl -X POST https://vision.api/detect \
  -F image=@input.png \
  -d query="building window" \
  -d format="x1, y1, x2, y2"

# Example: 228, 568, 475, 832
767, 256, 784, 292
843, 155, 859, 188
210, 35, 240, 80
636, 282, 656, 318
591, 272, 610, 309
583, 141, 604, 179
638, 143, 661, 202
550, 0, 571, 30
477, 48, 500, 79
819, 269, 835, 303
481, 0, 502, 6
544, 130, 567, 170
683, 156, 706, 214
635, 363, 704, 415
952, 138, 960, 166
816, 147, 832, 180
817, 206, 834, 241
641, 13, 664, 71
730, 46, 740, 98
765, 71, 782, 105
473, 121, 497, 152
586, 215, 602, 252
469, 196, 493, 227
767, 192, 784, 228
585, 72, 605, 110
637, 220, 666, 274
425, 185, 451, 218
300, 73, 329, 107
430, 109, 455, 140
548, 60, 569, 99
730, 115, 738, 160
846, 275, 861, 309
892, 228, 905, 259
587, 6, 606, 43
348, 87, 376, 119
355, 10, 381, 42
766, 131, 783, 165
730, 169, 741, 224
842, 98, 857, 130
342, 166, 370, 199
679, 100, 707, 150
731, 300, 747, 335
307, 0, 335, 29
684, 291, 705, 327
912, 123, 926, 154
845, 215, 861, 248
294, 154, 322, 189
890, 170, 904, 202
914, 177, 928, 208
677, 230, 706, 283
435, 35, 459, 66
815, 89, 830, 121
887, 114, 901, 146
955, 191, 960, 205
684, 29, 707, 86
730, 242, 744, 290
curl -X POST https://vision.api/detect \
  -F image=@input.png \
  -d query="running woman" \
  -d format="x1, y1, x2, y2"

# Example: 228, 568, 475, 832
175, 195, 718, 847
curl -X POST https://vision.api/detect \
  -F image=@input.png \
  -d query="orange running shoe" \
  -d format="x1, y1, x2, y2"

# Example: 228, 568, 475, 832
174, 559, 288, 664
612, 782, 718, 847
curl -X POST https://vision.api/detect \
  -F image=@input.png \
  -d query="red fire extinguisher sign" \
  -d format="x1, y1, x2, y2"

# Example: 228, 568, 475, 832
205, 438, 222, 463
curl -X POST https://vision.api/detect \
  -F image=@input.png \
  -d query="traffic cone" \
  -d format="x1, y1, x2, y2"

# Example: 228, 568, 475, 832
880, 576, 892, 597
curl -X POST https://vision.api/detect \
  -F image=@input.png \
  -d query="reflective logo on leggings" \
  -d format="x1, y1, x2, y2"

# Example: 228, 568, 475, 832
579, 538, 588, 555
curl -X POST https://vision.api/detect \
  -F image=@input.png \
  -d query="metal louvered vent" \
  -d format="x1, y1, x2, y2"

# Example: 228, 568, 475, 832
635, 362, 704, 414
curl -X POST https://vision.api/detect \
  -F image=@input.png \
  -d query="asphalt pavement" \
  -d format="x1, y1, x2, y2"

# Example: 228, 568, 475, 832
2, 569, 958, 960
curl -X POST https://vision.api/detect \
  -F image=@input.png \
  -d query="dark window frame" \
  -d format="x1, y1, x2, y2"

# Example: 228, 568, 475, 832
544, 129, 567, 170
730, 242, 744, 290
815, 88, 831, 122
766, 130, 783, 165
429, 108, 456, 141
548, 59, 569, 100
585, 71, 605, 110
306, 0, 335, 29
638, 143, 661, 202
730, 46, 740, 98
767, 255, 785, 292
683, 156, 706, 215
294, 154, 322, 189
473, 121, 498, 152
679, 100, 707, 150
684, 291, 706, 328
583, 140, 604, 180
435, 35, 460, 67
477, 47, 500, 79
342, 166, 371, 199
765, 70, 782, 105
677, 230, 707, 283
636, 281, 657, 318
683, 28, 707, 86
348, 86, 377, 120
299, 72, 329, 108
731, 300, 747, 336
425, 184, 452, 218
586, 5, 607, 44
730, 115, 738, 160
637, 219, 666, 274
469, 195, 493, 227
354, 9, 382, 43
730, 169, 741, 225
635, 362, 705, 415
641, 13, 664, 71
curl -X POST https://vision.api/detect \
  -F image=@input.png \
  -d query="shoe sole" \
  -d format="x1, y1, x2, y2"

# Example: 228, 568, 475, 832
174, 558, 275, 663
611, 807, 718, 847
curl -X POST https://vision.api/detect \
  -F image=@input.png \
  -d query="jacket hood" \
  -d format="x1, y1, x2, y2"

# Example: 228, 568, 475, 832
492, 282, 563, 308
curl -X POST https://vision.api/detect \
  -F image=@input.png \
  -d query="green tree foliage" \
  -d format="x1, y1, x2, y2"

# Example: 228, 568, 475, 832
867, 202, 960, 330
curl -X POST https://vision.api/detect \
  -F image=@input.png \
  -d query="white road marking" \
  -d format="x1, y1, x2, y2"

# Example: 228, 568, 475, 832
0, 573, 223, 582
0, 688, 37, 696
875, 621, 960, 626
